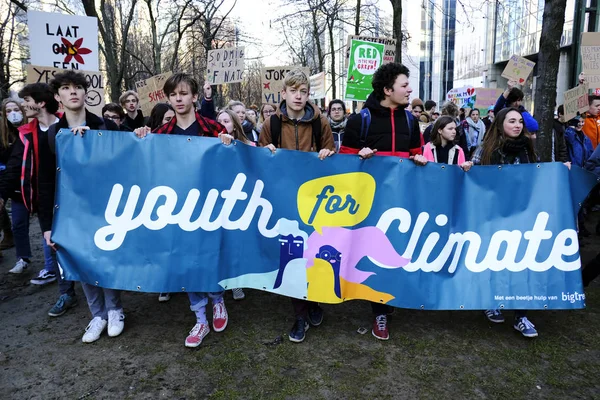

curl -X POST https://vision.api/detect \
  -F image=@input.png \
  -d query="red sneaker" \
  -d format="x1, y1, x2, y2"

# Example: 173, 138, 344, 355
372, 314, 389, 340
212, 302, 228, 332
185, 322, 209, 348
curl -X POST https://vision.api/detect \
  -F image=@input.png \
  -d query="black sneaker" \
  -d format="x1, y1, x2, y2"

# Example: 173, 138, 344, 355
307, 304, 323, 327
30, 269, 57, 285
288, 317, 309, 343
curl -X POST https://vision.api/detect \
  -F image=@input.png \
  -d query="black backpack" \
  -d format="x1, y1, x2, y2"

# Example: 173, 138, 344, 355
269, 114, 322, 151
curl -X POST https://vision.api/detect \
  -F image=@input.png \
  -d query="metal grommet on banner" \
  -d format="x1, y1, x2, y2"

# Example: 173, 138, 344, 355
399, 159, 403, 163
95, 281, 99, 286
498, 166, 502, 170
98, 132, 102, 136
544, 305, 548, 309
54, 205, 59, 209
262, 287, 266, 290
303, 296, 307, 299
181, 287, 186, 292
499, 304, 505, 309
187, 137, 192, 142
137, 286, 141, 291
537, 164, 541, 168
56, 167, 61, 172
579, 203, 582, 207
441, 165, 445, 170
460, 305, 464, 309
420, 305, 424, 309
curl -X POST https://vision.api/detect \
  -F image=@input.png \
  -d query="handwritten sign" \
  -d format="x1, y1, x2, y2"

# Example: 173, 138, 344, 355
27, 11, 99, 71
134, 72, 173, 117
446, 86, 476, 109
581, 33, 600, 90
563, 84, 590, 121
345, 35, 396, 66
261, 66, 310, 105
474, 88, 504, 109
26, 64, 104, 116
501, 55, 535, 84
310, 72, 326, 100
206, 47, 244, 84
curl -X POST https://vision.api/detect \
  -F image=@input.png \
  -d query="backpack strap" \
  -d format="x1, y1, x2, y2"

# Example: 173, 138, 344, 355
359, 108, 371, 148
405, 109, 414, 139
270, 114, 282, 148
311, 117, 322, 151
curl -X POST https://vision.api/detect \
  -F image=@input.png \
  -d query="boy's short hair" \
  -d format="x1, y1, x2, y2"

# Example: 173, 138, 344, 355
163, 73, 199, 96
18, 83, 59, 114
424, 100, 436, 111
506, 88, 524, 105
441, 102, 459, 118
283, 69, 310, 91
119, 90, 139, 105
371, 63, 410, 101
557, 104, 564, 116
102, 102, 125, 118
49, 70, 89, 94
589, 95, 600, 104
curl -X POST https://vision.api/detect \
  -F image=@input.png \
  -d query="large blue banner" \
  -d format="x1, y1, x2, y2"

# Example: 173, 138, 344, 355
54, 130, 598, 310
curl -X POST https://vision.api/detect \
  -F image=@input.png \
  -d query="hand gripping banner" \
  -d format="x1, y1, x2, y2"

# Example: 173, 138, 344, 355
53, 130, 598, 310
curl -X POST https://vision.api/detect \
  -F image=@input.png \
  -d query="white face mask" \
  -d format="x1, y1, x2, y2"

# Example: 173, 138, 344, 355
7, 111, 23, 125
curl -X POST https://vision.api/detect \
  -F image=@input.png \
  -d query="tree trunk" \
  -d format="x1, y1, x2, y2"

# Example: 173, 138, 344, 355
328, 16, 336, 99
390, 0, 402, 63
533, 0, 567, 162
354, 0, 361, 35
310, 7, 324, 73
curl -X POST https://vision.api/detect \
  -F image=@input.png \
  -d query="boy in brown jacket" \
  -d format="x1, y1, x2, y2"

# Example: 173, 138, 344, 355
259, 68, 335, 343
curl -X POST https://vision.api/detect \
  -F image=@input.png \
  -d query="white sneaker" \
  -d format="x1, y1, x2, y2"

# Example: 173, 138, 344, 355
82, 317, 107, 343
232, 288, 245, 300
107, 309, 125, 337
9, 258, 28, 274
158, 293, 171, 302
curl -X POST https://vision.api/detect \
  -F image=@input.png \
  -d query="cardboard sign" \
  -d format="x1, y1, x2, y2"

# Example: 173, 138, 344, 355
563, 84, 590, 121
27, 11, 99, 71
206, 47, 244, 84
581, 33, 600, 76
474, 88, 504, 109
135, 72, 173, 117
310, 72, 326, 100
446, 86, 476, 109
26, 64, 104, 116
501, 55, 535, 84
261, 66, 310, 105
344, 39, 385, 102
345, 35, 396, 66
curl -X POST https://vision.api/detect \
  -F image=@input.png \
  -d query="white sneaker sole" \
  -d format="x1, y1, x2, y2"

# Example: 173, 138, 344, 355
372, 330, 390, 341
514, 325, 538, 338
30, 277, 57, 285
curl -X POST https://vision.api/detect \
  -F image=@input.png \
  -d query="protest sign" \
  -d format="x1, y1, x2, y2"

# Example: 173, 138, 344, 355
563, 84, 590, 121
135, 72, 173, 117
446, 86, 476, 109
474, 88, 504, 109
581, 33, 600, 76
310, 72, 326, 100
261, 66, 310, 104
346, 35, 396, 66
54, 131, 596, 310
26, 64, 104, 115
206, 47, 245, 84
27, 11, 99, 71
501, 55, 535, 84
345, 39, 385, 102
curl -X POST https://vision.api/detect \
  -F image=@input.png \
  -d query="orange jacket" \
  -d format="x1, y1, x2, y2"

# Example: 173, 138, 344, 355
583, 112, 600, 149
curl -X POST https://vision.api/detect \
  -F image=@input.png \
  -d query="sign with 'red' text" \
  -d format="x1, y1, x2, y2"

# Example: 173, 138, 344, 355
135, 72, 173, 117
345, 39, 385, 101
27, 11, 99, 71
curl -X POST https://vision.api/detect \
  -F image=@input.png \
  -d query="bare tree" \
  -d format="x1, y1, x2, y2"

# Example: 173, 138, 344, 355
1, 1, 29, 100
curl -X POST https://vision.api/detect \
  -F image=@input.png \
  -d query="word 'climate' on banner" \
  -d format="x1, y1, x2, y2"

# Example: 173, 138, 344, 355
27, 10, 99, 71
53, 131, 597, 311
206, 47, 245, 85
345, 39, 385, 102
135, 72, 173, 117
345, 35, 396, 66
581, 32, 600, 90
563, 83, 590, 121
501, 54, 535, 84
26, 64, 105, 116
261, 66, 310, 105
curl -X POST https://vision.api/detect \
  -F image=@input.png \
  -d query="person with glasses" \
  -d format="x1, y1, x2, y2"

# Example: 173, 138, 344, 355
102, 103, 126, 129
327, 100, 347, 152
119, 90, 145, 130
257, 104, 276, 133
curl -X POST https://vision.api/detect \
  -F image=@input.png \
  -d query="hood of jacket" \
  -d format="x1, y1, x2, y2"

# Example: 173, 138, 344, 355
278, 100, 319, 123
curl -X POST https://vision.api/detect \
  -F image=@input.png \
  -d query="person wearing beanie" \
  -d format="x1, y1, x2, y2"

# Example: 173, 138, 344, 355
410, 98, 424, 120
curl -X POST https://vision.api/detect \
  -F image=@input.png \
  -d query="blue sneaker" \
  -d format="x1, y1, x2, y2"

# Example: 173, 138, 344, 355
307, 304, 323, 327
288, 317, 309, 343
484, 309, 505, 323
48, 294, 78, 317
514, 317, 538, 338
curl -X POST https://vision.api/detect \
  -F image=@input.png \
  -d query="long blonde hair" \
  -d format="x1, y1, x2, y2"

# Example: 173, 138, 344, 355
1, 99, 27, 150
217, 109, 250, 144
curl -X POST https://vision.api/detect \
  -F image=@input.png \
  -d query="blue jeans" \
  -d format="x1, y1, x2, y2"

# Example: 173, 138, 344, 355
81, 282, 122, 319
43, 238, 75, 297
188, 292, 224, 311
11, 201, 31, 259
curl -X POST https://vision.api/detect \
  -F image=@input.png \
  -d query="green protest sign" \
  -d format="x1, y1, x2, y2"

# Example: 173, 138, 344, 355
344, 39, 385, 102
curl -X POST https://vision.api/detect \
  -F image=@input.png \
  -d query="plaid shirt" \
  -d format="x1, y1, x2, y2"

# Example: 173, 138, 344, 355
155, 111, 226, 137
